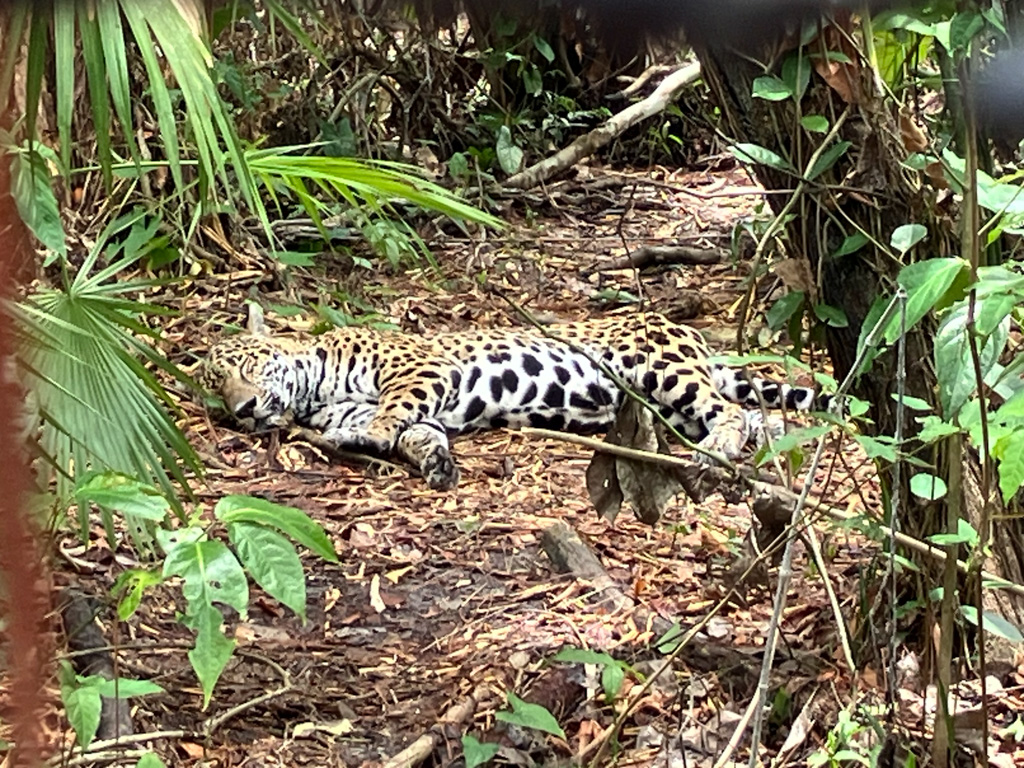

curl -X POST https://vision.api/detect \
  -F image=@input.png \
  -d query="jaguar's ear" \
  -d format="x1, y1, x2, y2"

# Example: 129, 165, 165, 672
246, 302, 269, 336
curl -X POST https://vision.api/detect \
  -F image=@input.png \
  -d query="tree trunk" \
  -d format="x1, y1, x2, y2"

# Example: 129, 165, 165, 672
692, 17, 1024, 654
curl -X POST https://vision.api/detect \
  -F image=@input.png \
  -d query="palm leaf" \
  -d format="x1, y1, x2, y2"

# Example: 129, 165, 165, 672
247, 148, 504, 230
15, 212, 202, 518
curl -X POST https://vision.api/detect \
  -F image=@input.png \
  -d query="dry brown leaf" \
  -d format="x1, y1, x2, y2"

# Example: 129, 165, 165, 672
774, 257, 816, 295
899, 111, 929, 153
385, 565, 413, 584
369, 574, 386, 613
180, 742, 205, 759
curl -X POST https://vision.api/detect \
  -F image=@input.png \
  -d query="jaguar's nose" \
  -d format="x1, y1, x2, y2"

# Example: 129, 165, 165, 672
234, 397, 257, 419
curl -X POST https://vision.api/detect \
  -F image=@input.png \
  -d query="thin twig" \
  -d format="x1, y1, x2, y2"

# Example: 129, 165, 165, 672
203, 658, 292, 737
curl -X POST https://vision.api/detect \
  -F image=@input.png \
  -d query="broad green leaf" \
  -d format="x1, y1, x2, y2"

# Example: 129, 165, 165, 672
890, 224, 928, 254
890, 394, 932, 411
63, 684, 102, 749
75, 472, 170, 521
757, 425, 831, 464
874, 11, 938, 35
228, 522, 307, 621
752, 75, 791, 101
163, 538, 249, 615
961, 606, 1024, 642
766, 291, 805, 331
496, 126, 524, 175
495, 694, 565, 738
521, 65, 542, 96
806, 140, 851, 181
462, 735, 501, 768
935, 300, 1008, 417
927, 518, 978, 547
915, 415, 961, 444
993, 432, 1024, 502
533, 36, 555, 62
112, 568, 163, 621
10, 148, 67, 263
601, 663, 625, 702
156, 526, 205, 555
267, 303, 307, 317
831, 749, 871, 766
832, 233, 869, 258
215, 495, 338, 562
854, 435, 899, 463
975, 292, 1016, 337
273, 251, 316, 267
801, 115, 829, 133
948, 10, 985, 53
730, 143, 795, 173
448, 152, 469, 179
553, 648, 616, 666
910, 472, 948, 500
846, 396, 870, 419
867, 258, 967, 353
781, 53, 811, 100
189, 603, 236, 708
93, 678, 164, 698
655, 622, 684, 654
813, 304, 848, 328
136, 753, 167, 768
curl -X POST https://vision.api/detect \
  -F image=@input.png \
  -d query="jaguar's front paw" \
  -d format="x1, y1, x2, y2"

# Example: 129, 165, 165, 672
696, 428, 746, 465
422, 449, 460, 490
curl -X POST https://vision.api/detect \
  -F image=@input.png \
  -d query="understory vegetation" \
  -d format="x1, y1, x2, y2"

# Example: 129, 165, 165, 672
2, 1, 1024, 766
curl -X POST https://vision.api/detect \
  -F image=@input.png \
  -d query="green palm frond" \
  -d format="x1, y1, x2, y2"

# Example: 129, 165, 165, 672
247, 147, 505, 242
15, 210, 202, 520
6, 0, 267, 227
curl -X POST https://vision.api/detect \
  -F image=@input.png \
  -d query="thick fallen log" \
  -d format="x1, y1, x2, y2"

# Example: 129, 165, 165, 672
504, 63, 701, 190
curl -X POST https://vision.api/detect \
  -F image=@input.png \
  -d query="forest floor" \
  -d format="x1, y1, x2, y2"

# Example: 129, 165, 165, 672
35, 163, 1024, 767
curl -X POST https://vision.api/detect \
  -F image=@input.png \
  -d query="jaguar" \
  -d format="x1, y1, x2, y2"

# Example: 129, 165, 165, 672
200, 312, 829, 490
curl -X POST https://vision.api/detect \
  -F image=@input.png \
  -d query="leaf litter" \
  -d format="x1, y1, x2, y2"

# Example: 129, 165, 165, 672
26, 165, 1024, 767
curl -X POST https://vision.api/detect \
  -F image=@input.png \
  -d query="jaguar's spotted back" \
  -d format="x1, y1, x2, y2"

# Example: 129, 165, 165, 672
200, 313, 828, 489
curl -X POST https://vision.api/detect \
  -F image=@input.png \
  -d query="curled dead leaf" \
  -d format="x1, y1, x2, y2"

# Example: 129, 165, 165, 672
899, 111, 929, 153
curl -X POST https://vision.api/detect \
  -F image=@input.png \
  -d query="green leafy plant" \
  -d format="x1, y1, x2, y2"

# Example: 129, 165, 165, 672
552, 647, 633, 703
77, 473, 337, 707
462, 735, 501, 768
807, 706, 883, 768
58, 661, 163, 748
494, 693, 565, 738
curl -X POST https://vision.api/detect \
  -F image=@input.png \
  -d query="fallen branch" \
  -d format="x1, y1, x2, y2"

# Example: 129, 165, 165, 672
504, 63, 701, 190
381, 684, 490, 768
540, 520, 632, 613
521, 426, 1024, 598
586, 244, 723, 274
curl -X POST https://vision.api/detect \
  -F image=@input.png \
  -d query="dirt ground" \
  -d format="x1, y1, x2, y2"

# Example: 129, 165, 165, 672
32, 164, 972, 767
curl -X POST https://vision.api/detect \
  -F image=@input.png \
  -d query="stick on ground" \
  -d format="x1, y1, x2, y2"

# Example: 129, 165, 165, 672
504, 63, 701, 190
381, 684, 490, 768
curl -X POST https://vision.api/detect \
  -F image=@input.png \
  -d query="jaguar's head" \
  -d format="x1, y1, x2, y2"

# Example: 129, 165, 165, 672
200, 336, 297, 428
